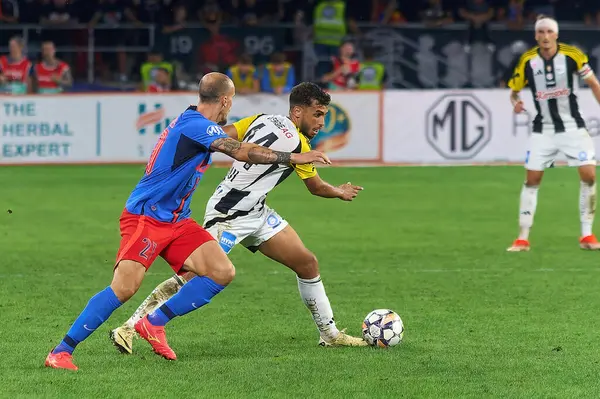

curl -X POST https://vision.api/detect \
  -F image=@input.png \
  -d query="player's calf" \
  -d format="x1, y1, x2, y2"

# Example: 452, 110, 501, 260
110, 274, 188, 354
136, 242, 233, 358
578, 165, 598, 247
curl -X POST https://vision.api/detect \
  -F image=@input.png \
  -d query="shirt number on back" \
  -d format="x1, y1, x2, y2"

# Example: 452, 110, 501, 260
145, 117, 178, 175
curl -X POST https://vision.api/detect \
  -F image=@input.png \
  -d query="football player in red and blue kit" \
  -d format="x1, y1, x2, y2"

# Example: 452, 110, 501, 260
45, 73, 330, 370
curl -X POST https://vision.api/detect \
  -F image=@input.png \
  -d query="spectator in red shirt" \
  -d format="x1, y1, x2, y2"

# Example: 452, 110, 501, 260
320, 41, 360, 91
0, 36, 33, 94
197, 2, 239, 74
34, 40, 73, 94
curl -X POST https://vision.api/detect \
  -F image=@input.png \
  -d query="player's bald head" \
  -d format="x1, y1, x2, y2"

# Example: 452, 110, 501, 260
198, 72, 235, 104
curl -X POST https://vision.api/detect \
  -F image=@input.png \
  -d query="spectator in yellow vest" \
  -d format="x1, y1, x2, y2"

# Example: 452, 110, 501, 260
357, 46, 387, 90
226, 54, 259, 94
261, 52, 295, 95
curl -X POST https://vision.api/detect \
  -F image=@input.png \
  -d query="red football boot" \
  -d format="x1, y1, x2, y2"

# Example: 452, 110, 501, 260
507, 239, 530, 252
135, 315, 176, 360
45, 351, 78, 371
580, 234, 600, 250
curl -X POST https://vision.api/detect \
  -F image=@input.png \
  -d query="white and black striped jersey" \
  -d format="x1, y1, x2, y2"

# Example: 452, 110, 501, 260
205, 114, 317, 222
509, 43, 594, 133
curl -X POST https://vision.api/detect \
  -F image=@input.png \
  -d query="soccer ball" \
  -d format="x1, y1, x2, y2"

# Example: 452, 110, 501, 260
362, 309, 404, 348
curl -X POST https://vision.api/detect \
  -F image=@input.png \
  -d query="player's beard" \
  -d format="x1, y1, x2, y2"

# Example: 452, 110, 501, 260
218, 118, 227, 126
300, 121, 314, 139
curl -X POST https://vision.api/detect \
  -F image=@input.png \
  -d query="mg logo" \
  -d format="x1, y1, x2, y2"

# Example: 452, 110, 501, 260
136, 103, 171, 135
426, 94, 491, 160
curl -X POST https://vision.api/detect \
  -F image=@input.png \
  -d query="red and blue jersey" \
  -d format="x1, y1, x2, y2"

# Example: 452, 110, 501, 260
125, 106, 229, 223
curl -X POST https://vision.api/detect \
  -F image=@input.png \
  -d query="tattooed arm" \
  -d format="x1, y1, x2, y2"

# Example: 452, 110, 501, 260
209, 137, 330, 165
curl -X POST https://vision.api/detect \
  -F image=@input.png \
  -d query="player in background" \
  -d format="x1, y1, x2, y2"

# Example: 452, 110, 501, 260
507, 15, 600, 252
110, 83, 367, 351
45, 73, 330, 371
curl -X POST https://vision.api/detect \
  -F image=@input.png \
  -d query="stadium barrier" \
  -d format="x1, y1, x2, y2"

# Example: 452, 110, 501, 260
2, 90, 599, 165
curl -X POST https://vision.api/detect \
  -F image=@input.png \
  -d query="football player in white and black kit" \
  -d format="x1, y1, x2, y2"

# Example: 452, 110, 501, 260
507, 15, 600, 251
110, 83, 367, 351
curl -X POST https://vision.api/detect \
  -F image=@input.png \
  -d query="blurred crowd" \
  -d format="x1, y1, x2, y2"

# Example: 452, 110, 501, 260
1, 0, 599, 94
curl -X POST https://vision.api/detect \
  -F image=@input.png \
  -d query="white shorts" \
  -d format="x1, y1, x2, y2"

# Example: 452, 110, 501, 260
525, 128, 596, 171
203, 205, 288, 254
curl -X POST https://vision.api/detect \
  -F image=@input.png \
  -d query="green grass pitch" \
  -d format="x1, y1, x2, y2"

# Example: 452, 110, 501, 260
2, 165, 600, 398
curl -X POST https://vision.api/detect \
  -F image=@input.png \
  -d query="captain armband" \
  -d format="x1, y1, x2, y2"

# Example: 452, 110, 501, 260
579, 64, 594, 80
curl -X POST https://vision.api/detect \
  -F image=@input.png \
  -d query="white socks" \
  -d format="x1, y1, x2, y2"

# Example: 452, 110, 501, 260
124, 275, 186, 329
297, 275, 339, 341
580, 181, 596, 237
518, 184, 539, 240
517, 181, 596, 240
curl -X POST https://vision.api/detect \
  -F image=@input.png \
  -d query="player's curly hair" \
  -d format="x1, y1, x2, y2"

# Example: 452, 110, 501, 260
289, 82, 331, 108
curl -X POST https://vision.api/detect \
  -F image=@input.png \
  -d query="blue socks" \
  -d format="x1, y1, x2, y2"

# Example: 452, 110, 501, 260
148, 276, 224, 326
53, 287, 122, 355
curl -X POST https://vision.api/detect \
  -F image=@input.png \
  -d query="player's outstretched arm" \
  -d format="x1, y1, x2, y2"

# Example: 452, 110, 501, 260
303, 174, 363, 201
584, 74, 600, 105
510, 90, 525, 114
210, 137, 331, 165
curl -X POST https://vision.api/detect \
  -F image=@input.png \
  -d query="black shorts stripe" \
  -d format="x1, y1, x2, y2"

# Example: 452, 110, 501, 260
214, 188, 250, 214
204, 209, 252, 229
242, 164, 280, 191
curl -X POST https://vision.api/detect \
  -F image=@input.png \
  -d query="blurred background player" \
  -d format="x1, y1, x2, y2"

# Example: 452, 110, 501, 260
507, 15, 600, 252
110, 82, 366, 352
45, 73, 331, 370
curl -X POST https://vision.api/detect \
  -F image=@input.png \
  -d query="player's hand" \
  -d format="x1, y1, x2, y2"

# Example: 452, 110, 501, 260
338, 182, 363, 201
291, 150, 331, 165
513, 100, 525, 114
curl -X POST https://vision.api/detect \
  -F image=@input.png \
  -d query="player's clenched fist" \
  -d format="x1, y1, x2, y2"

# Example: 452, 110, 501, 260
338, 182, 363, 201
291, 150, 331, 165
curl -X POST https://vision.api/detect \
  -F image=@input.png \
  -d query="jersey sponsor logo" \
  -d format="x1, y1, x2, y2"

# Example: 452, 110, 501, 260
207, 125, 224, 136
266, 116, 295, 139
425, 93, 491, 160
267, 116, 286, 130
535, 88, 571, 101
219, 231, 236, 253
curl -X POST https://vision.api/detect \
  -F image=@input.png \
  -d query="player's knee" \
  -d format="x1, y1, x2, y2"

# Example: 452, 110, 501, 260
579, 169, 596, 185
525, 170, 543, 187
294, 252, 320, 280
111, 260, 145, 302
208, 260, 236, 286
